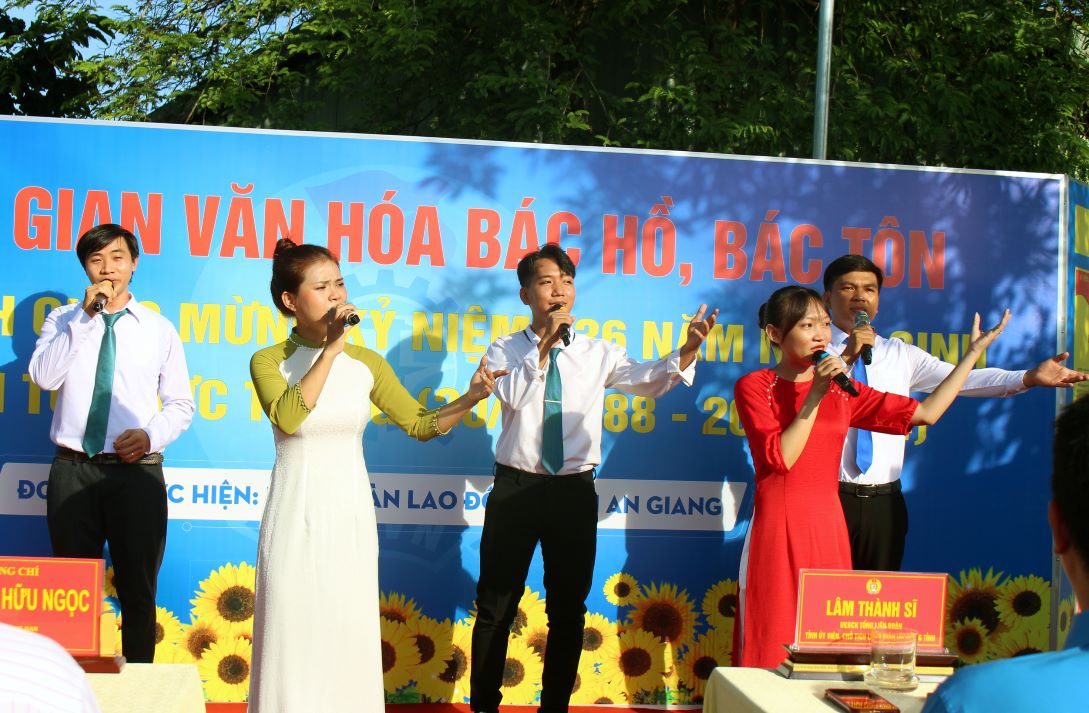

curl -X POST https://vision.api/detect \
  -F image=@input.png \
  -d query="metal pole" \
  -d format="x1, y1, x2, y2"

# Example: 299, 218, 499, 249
812, 0, 835, 160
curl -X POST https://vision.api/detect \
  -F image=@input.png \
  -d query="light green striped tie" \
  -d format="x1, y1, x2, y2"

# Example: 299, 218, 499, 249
82, 310, 127, 457
542, 348, 564, 474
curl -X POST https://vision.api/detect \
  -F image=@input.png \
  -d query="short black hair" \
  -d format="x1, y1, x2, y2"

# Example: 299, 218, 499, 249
759, 285, 825, 344
516, 243, 576, 287
823, 254, 883, 293
76, 224, 140, 266
1053, 396, 1089, 565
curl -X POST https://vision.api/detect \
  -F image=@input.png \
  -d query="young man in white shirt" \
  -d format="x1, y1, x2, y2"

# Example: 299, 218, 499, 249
29, 224, 194, 662
822, 254, 1085, 571
469, 244, 717, 713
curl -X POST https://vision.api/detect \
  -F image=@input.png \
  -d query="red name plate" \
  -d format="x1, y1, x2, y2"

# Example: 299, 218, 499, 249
794, 569, 947, 652
0, 557, 104, 655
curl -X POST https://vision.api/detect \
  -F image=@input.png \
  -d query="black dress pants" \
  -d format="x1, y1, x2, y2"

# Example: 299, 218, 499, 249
46, 456, 168, 663
838, 485, 909, 571
470, 465, 597, 713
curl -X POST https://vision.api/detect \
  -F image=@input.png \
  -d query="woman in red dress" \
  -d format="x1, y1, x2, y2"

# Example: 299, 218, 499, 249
733, 285, 1007, 668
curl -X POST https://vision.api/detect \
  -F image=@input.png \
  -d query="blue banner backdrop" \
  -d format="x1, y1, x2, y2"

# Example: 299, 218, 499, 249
0, 116, 1066, 703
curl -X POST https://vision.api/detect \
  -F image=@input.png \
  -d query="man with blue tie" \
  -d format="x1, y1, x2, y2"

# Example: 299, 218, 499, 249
469, 244, 717, 713
29, 224, 194, 662
822, 254, 1086, 571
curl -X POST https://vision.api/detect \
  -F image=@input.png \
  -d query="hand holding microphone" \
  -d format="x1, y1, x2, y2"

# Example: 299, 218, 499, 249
854, 311, 874, 365
811, 351, 859, 396
548, 303, 573, 346
84, 280, 113, 316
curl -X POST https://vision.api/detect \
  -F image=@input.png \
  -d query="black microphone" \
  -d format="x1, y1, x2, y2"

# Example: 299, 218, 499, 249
91, 293, 108, 313
854, 311, 872, 365
344, 312, 360, 327
550, 304, 571, 346
811, 351, 859, 397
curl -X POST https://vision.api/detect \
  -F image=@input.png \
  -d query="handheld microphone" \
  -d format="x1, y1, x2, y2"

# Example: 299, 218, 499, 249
344, 312, 360, 327
91, 293, 108, 313
811, 351, 859, 396
854, 311, 872, 365
550, 304, 571, 346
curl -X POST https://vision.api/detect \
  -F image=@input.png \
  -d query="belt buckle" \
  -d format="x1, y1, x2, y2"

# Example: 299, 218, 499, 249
856, 483, 878, 498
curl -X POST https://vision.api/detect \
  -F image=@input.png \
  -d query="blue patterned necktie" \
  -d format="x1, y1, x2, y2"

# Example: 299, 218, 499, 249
541, 348, 564, 474
853, 357, 873, 474
82, 310, 127, 457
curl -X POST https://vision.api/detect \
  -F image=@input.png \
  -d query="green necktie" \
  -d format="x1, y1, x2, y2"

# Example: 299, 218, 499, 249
82, 310, 127, 457
542, 347, 564, 475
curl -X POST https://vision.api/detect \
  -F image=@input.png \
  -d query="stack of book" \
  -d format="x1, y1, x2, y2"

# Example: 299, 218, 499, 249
777, 645, 956, 683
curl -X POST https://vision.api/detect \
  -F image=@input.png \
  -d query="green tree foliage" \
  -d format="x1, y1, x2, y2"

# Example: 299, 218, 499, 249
79, 1, 1089, 177
0, 0, 110, 116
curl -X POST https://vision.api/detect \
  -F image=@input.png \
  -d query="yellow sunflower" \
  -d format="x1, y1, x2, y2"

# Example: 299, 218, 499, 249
518, 618, 551, 660
947, 568, 1004, 636
515, 586, 548, 636
379, 591, 422, 625
604, 572, 641, 607
678, 631, 729, 700
153, 607, 184, 662
606, 627, 668, 695
409, 616, 453, 687
197, 636, 252, 702
945, 617, 992, 664
572, 674, 628, 705
381, 617, 420, 693
430, 620, 473, 703
991, 624, 1049, 659
103, 565, 118, 600
701, 579, 739, 633
1057, 597, 1076, 648
180, 619, 225, 661
189, 562, 257, 637
581, 612, 620, 662
498, 637, 544, 705
155, 644, 196, 663
996, 575, 1050, 635
626, 581, 698, 650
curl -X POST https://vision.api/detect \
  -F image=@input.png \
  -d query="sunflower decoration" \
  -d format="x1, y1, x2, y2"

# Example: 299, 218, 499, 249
581, 612, 620, 662
429, 620, 473, 703
380, 591, 422, 625
197, 636, 252, 703
995, 575, 1050, 636
514, 587, 548, 637
153, 606, 184, 662
112, 612, 123, 656
498, 637, 544, 705
701, 579, 739, 634
103, 565, 118, 600
604, 572, 641, 607
626, 581, 698, 651
180, 619, 225, 661
991, 624, 1049, 659
518, 618, 551, 660
407, 616, 453, 693
156, 644, 196, 664
945, 617, 992, 664
947, 568, 1005, 637
381, 617, 421, 694
1057, 596, 1076, 649
605, 627, 669, 696
678, 631, 729, 701
189, 562, 257, 637
572, 674, 628, 705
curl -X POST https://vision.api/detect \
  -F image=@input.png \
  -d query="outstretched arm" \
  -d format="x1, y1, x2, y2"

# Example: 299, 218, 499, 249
1023, 352, 1088, 388
912, 310, 1009, 425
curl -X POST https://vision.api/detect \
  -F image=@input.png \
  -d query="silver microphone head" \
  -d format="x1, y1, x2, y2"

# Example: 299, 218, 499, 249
854, 310, 870, 327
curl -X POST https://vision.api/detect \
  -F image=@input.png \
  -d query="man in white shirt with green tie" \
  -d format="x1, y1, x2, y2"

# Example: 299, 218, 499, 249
29, 223, 194, 662
469, 244, 717, 713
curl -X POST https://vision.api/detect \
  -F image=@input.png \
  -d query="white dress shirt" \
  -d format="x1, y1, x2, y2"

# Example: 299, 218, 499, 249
487, 329, 695, 474
0, 622, 101, 713
29, 297, 194, 455
828, 324, 1026, 485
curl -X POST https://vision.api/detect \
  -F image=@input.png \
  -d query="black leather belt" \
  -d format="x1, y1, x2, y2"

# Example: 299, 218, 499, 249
494, 462, 595, 478
55, 446, 164, 466
839, 480, 901, 498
